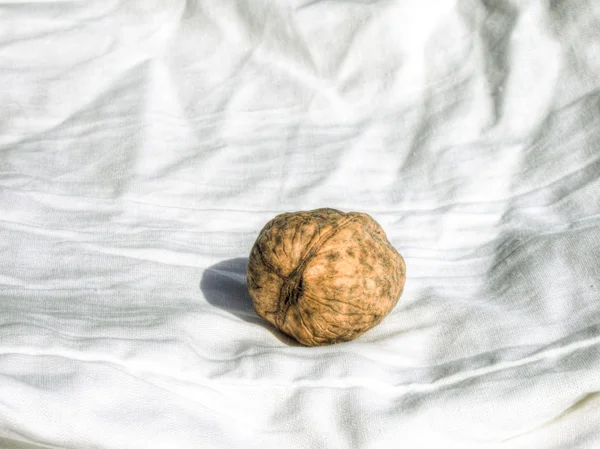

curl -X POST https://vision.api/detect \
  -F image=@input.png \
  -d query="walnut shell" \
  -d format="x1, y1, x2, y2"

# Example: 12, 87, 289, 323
247, 208, 406, 346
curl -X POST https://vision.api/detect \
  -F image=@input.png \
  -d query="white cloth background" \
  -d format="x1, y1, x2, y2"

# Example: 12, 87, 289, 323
1, 1, 599, 448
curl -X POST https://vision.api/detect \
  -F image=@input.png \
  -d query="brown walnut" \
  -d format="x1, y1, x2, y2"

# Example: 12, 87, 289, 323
247, 208, 406, 346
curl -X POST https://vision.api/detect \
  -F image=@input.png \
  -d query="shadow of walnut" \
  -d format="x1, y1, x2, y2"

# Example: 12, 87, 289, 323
200, 257, 299, 346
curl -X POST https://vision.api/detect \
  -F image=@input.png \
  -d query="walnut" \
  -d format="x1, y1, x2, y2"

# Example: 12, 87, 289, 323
247, 208, 406, 346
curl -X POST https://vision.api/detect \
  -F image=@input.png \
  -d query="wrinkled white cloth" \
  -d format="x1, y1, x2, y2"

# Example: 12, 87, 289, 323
1, 1, 599, 448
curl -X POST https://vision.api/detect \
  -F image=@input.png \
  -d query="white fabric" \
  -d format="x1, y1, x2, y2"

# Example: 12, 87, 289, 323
1, 1, 599, 448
